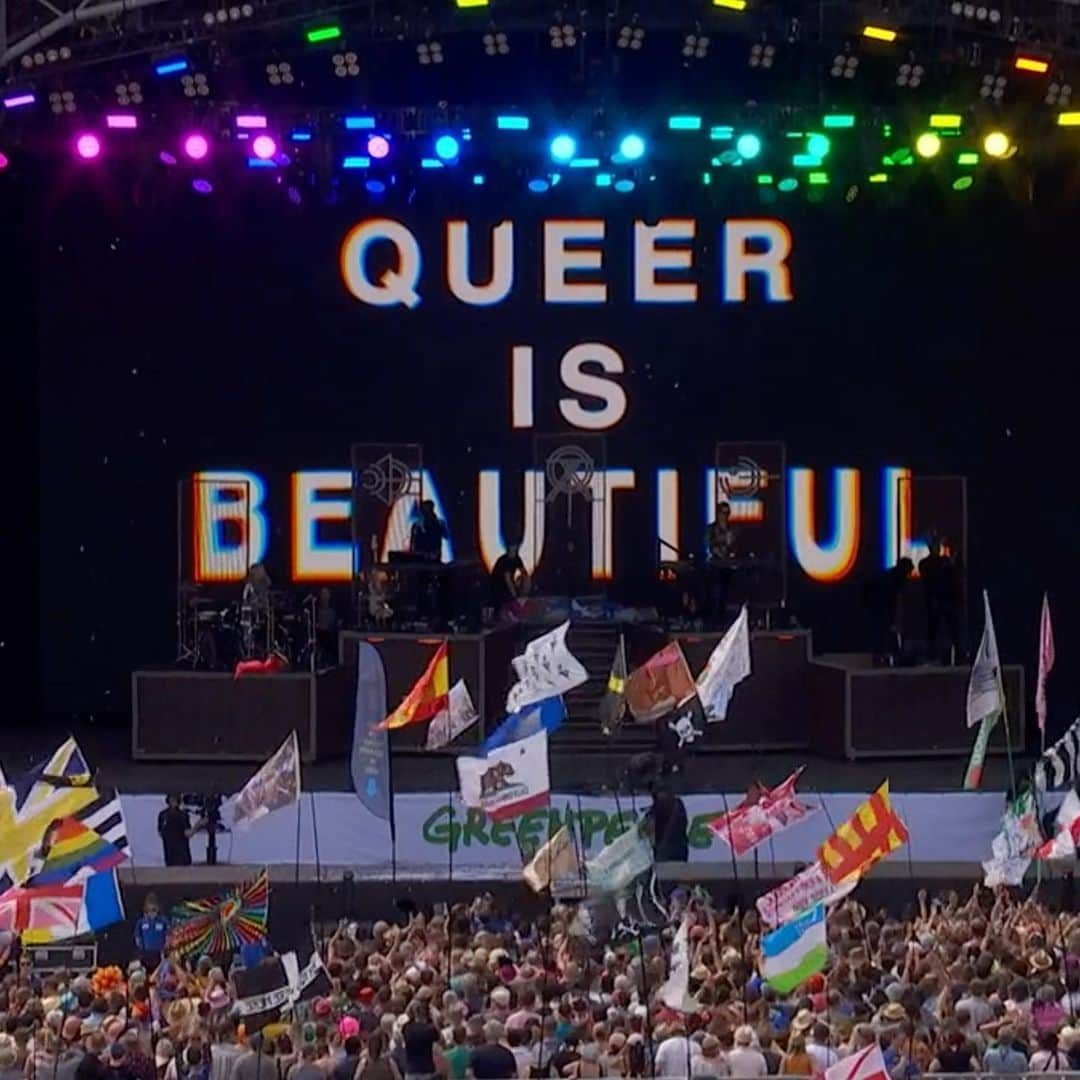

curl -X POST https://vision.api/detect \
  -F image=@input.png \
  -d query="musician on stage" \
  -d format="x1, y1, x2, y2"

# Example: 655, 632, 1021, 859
704, 501, 737, 622
410, 500, 446, 562
489, 541, 528, 620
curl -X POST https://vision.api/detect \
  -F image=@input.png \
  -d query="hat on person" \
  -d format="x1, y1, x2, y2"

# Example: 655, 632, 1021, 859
207, 987, 230, 1011
356, 986, 375, 1004
806, 973, 826, 993
791, 1009, 814, 1033
499, 964, 517, 983
300, 1022, 318, 1046
339, 1016, 360, 1038
881, 1003, 907, 1023
1031, 950, 1054, 972
108, 1044, 127, 1064
314, 998, 333, 1018
734, 1025, 755, 1047
154, 1039, 175, 1068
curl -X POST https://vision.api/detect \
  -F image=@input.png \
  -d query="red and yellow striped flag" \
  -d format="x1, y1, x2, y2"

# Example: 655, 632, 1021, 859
376, 641, 450, 731
817, 781, 908, 885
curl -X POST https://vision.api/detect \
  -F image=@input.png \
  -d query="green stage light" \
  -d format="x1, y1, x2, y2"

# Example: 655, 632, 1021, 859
807, 133, 830, 157
953, 176, 974, 190
957, 151, 979, 166
823, 115, 856, 128
808, 171, 829, 185
756, 174, 774, 185
778, 177, 798, 192
915, 132, 942, 158
669, 115, 703, 131
868, 173, 889, 183
305, 24, 341, 42
793, 154, 822, 168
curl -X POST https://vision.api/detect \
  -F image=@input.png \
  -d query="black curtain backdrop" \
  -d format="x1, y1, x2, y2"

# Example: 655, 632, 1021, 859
13, 170, 1079, 732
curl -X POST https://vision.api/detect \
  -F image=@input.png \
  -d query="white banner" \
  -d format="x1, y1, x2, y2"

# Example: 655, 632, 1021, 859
116, 789, 1048, 879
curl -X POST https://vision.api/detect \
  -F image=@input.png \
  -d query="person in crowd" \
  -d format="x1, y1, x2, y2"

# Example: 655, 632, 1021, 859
133, 894, 169, 973
157, 796, 196, 868
778, 1033, 813, 1076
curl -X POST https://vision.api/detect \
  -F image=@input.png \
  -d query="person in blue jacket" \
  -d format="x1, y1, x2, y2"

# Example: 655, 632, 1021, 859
134, 893, 169, 973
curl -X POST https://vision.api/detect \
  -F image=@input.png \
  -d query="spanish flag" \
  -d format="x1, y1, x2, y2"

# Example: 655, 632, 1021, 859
817, 781, 909, 886
375, 641, 450, 731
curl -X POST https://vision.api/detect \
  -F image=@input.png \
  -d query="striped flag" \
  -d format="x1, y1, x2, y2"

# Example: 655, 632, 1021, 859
375, 642, 449, 731
761, 904, 828, 994
818, 781, 908, 885
1036, 592, 1055, 743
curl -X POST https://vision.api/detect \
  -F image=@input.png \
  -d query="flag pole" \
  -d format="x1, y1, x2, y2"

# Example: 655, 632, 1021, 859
716, 790, 741, 885
447, 783, 454, 885
996, 653, 1018, 799
293, 796, 302, 885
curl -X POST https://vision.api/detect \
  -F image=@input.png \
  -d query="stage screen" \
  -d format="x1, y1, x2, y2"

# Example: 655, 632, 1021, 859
30, 181, 1079, 716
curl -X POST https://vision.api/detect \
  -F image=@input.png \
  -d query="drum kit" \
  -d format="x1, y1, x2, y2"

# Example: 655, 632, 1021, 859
176, 583, 317, 670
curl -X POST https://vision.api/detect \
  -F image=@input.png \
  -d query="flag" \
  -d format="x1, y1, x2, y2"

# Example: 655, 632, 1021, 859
696, 605, 752, 722
625, 642, 695, 723
1037, 592, 1055, 741
659, 914, 698, 1012
351, 657, 391, 822
756, 861, 857, 930
599, 636, 628, 736
963, 716, 996, 790
233, 732, 301, 829
710, 769, 817, 857
76, 870, 124, 936
1034, 717, 1080, 791
967, 590, 1003, 728
234, 935, 332, 1032
522, 825, 581, 895
0, 738, 107, 889
818, 781, 909, 885
982, 789, 1040, 887
0, 881, 83, 942
824, 1041, 890, 1080
376, 642, 449, 730
26, 814, 127, 887
425, 680, 479, 750
482, 696, 565, 755
761, 904, 828, 994
505, 622, 588, 713
657, 694, 708, 762
167, 869, 270, 957
585, 825, 655, 895
457, 730, 550, 821
1037, 789, 1080, 860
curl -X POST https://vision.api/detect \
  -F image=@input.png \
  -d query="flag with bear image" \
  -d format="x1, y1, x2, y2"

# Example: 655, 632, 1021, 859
456, 730, 550, 821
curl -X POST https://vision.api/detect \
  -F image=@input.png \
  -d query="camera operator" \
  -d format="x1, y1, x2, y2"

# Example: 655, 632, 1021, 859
157, 794, 203, 867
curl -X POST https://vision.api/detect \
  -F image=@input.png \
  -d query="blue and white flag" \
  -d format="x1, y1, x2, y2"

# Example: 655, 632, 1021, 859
761, 903, 827, 994
77, 870, 124, 935
350, 644, 392, 822
482, 696, 566, 755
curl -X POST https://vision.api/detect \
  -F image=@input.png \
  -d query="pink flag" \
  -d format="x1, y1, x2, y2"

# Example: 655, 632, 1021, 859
1036, 592, 1055, 738
709, 768, 816, 857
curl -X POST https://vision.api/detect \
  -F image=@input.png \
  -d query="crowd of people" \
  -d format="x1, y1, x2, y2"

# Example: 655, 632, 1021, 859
4, 884, 1080, 1080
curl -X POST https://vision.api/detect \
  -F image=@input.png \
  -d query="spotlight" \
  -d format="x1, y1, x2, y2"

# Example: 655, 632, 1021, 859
549, 20, 577, 48
618, 133, 645, 160
736, 133, 762, 158
435, 134, 460, 161
184, 133, 210, 160
266, 61, 294, 85
181, 73, 210, 97
75, 133, 101, 160
979, 73, 1006, 101
748, 42, 776, 68
367, 134, 391, 159
0, 152, 9, 170
617, 22, 644, 50
483, 32, 510, 56
205, 3, 251, 22
951, 2, 1001, 22
333, 52, 360, 77
915, 132, 941, 158
550, 134, 576, 162
114, 81, 143, 106
682, 32, 709, 59
251, 134, 277, 160
1047, 77, 1072, 107
983, 130, 1010, 157
48, 90, 76, 115
896, 59, 924, 88
417, 40, 444, 64
830, 49, 859, 79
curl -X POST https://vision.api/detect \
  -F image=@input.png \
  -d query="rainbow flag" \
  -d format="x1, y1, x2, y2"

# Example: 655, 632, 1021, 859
28, 814, 127, 886
167, 869, 269, 957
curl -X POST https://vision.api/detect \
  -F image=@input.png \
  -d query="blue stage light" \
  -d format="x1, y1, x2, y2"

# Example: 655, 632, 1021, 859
435, 134, 460, 161
154, 58, 189, 76
614, 178, 635, 193
528, 177, 551, 193
550, 134, 576, 163
366, 179, 387, 194
619, 133, 646, 160
736, 133, 762, 159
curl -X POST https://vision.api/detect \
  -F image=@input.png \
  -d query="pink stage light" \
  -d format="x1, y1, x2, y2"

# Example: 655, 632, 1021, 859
105, 114, 137, 129
367, 134, 391, 159
235, 114, 267, 129
252, 134, 277, 160
0, 152, 8, 170
183, 133, 209, 160
75, 133, 101, 160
